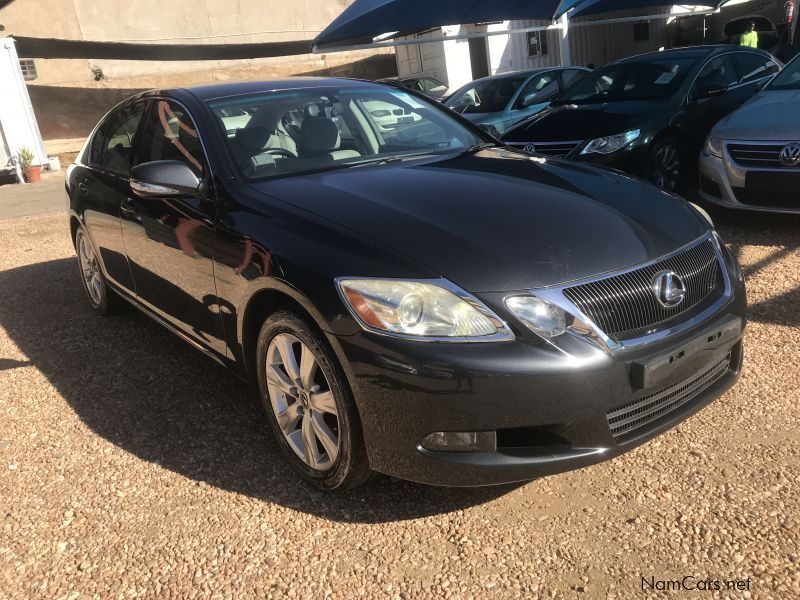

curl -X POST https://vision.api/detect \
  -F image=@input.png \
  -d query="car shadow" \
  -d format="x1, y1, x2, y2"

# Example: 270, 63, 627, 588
0, 257, 520, 523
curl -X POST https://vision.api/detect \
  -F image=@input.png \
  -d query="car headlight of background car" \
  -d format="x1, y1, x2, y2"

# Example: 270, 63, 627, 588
704, 133, 723, 158
337, 279, 512, 341
580, 129, 640, 155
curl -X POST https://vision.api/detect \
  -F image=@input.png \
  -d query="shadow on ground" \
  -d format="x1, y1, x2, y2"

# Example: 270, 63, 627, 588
0, 257, 519, 523
2, 209, 798, 522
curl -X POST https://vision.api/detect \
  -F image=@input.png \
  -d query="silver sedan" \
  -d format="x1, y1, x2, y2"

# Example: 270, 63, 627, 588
699, 53, 800, 213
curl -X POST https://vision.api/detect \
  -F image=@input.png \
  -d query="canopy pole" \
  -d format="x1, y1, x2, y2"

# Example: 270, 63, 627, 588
559, 12, 571, 66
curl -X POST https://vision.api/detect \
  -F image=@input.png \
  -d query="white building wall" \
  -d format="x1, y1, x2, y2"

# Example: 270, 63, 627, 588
491, 20, 565, 73
569, 6, 672, 67
442, 26, 476, 89
0, 38, 47, 168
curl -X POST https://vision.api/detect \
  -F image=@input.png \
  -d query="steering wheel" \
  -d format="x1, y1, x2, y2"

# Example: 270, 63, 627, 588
261, 148, 297, 159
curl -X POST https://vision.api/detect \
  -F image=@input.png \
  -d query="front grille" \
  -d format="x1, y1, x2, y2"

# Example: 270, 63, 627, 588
607, 353, 731, 439
563, 239, 722, 341
507, 141, 581, 158
727, 143, 791, 168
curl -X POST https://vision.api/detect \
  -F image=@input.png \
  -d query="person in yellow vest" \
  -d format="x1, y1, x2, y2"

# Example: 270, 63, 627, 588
740, 21, 759, 48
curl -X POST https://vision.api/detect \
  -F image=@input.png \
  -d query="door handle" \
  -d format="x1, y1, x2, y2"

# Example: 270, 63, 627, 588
120, 197, 136, 217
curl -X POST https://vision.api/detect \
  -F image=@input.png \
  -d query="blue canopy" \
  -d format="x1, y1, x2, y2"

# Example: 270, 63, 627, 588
314, 0, 732, 50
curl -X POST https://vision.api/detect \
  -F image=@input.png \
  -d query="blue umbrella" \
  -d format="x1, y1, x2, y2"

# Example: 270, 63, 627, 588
314, 0, 733, 50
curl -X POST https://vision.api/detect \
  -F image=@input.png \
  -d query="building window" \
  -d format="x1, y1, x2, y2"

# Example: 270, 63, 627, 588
19, 59, 37, 81
527, 31, 548, 57
633, 22, 650, 43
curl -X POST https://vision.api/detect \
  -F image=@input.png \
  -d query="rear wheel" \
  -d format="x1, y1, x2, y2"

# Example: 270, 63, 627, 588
256, 310, 372, 490
646, 138, 683, 193
75, 229, 124, 315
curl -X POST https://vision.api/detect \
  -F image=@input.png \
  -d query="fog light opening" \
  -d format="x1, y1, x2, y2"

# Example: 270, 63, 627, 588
420, 431, 497, 453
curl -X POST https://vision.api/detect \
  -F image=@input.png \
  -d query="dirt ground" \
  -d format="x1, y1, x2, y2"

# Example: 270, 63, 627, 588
0, 207, 798, 599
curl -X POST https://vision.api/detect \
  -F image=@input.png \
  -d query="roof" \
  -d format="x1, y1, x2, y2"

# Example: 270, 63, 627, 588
616, 45, 766, 64
180, 77, 384, 101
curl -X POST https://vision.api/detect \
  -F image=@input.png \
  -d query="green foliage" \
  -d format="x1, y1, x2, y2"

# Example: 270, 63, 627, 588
17, 147, 35, 169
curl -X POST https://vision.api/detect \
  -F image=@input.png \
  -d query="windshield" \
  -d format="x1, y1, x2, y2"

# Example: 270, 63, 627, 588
555, 58, 697, 104
445, 77, 526, 114
768, 54, 800, 90
207, 86, 486, 181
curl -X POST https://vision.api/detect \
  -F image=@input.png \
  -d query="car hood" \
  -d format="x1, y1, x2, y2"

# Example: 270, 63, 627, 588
502, 100, 672, 142
251, 148, 708, 292
714, 90, 800, 140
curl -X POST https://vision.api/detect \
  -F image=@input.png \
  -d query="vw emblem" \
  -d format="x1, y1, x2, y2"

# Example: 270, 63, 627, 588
779, 143, 800, 167
523, 143, 537, 154
652, 271, 686, 308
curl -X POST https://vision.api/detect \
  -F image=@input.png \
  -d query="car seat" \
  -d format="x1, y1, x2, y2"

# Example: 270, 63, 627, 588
299, 118, 361, 161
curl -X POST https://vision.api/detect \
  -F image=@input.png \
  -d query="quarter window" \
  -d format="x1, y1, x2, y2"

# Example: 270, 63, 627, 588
90, 102, 146, 173
135, 100, 206, 176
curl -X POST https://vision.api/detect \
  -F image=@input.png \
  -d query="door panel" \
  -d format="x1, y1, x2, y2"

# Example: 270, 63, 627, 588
678, 55, 742, 154
80, 101, 146, 292
121, 98, 227, 354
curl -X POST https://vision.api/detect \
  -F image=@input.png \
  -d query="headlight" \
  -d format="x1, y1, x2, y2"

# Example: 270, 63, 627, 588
337, 279, 511, 340
505, 295, 569, 339
580, 129, 640, 155
704, 133, 722, 158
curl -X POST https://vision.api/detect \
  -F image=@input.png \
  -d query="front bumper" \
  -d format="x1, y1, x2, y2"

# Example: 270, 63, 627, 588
334, 275, 746, 487
699, 149, 800, 214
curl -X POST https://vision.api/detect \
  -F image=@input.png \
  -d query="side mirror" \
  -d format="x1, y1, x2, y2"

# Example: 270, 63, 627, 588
695, 83, 728, 100
478, 123, 501, 138
521, 93, 538, 108
130, 160, 202, 198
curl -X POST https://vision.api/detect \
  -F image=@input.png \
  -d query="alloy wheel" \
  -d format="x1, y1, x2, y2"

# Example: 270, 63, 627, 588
77, 233, 104, 306
651, 142, 681, 192
265, 333, 340, 471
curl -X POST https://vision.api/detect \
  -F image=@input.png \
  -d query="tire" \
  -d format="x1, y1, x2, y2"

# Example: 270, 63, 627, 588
256, 310, 372, 490
74, 228, 126, 316
646, 138, 683, 193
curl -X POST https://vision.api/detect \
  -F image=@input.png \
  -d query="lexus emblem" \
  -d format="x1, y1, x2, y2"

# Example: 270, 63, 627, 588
779, 143, 800, 167
652, 271, 686, 308
523, 143, 537, 154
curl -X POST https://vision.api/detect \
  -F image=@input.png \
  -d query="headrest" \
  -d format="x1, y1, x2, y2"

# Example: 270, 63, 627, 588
301, 118, 341, 154
235, 127, 272, 153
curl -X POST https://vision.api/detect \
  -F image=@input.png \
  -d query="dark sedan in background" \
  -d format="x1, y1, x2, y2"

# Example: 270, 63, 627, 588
502, 46, 781, 192
67, 78, 745, 490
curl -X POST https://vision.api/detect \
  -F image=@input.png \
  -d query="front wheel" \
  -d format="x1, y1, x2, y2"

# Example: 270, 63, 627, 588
646, 138, 683, 193
256, 310, 372, 490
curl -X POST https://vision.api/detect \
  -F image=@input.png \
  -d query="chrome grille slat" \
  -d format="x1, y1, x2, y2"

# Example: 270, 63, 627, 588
607, 354, 731, 439
728, 143, 794, 168
563, 240, 722, 341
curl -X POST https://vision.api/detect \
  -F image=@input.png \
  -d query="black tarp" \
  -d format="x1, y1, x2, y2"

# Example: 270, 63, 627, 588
12, 36, 314, 60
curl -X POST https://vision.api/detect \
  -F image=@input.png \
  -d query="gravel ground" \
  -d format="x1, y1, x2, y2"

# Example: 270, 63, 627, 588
0, 210, 798, 599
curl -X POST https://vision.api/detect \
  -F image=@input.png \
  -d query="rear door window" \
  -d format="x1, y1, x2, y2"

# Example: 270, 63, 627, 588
732, 53, 779, 84
561, 69, 588, 90
514, 73, 559, 109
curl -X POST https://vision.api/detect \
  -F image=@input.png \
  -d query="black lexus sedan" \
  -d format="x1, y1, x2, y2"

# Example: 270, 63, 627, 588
67, 78, 745, 490
501, 46, 781, 192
